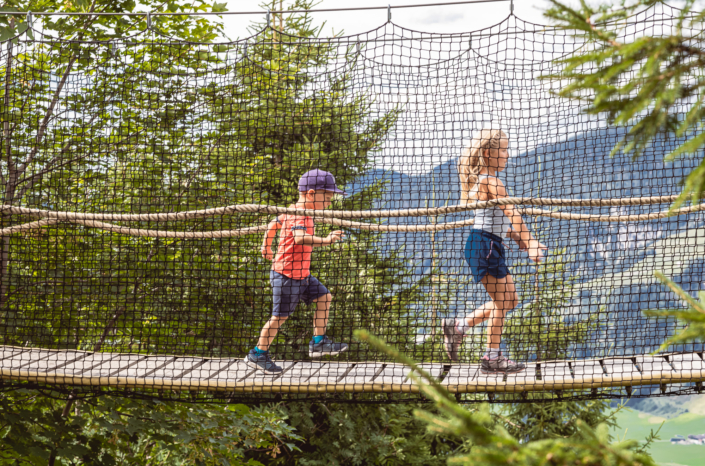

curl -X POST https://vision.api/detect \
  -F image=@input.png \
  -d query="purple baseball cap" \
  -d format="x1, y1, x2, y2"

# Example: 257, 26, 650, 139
298, 169, 347, 195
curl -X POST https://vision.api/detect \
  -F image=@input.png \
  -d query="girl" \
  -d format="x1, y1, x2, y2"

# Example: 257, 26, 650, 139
443, 129, 547, 373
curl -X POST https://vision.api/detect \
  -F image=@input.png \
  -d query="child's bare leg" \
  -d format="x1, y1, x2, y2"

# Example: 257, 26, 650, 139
480, 274, 518, 349
256, 315, 289, 350
444, 299, 497, 361
308, 293, 348, 358
312, 293, 332, 336
463, 301, 495, 328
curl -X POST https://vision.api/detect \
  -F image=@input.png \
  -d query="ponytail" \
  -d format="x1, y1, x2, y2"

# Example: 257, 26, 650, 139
458, 129, 507, 203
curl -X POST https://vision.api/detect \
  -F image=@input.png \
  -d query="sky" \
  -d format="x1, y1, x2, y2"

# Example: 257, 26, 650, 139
210, 0, 568, 174
218, 0, 553, 41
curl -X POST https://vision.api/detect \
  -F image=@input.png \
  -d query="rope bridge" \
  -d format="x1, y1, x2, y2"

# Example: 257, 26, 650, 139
1, 3, 704, 402
2, 347, 704, 398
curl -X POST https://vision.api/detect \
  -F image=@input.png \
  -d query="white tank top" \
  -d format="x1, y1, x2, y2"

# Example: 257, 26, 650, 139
469, 174, 512, 236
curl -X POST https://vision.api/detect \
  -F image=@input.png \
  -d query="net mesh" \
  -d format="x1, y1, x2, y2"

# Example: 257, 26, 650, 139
0, 3, 704, 403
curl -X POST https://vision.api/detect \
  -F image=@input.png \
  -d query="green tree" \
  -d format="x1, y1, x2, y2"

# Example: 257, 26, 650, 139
0, 388, 300, 465
644, 271, 705, 349
357, 330, 659, 466
499, 246, 614, 441
542, 0, 705, 209
0, 0, 428, 360
246, 402, 464, 466
0, 1, 440, 464
0, 0, 228, 349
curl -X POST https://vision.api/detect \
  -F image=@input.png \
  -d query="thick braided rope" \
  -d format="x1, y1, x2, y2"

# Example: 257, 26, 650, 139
0, 195, 685, 221
2, 196, 704, 238
1, 218, 479, 237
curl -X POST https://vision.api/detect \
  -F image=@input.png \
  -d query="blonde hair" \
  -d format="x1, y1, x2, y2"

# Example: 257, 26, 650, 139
458, 129, 508, 203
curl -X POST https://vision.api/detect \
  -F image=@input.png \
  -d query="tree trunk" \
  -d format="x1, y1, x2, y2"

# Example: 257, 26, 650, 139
0, 40, 14, 319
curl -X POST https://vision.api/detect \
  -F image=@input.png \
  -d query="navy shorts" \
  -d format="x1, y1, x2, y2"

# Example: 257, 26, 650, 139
270, 270, 329, 317
464, 229, 510, 283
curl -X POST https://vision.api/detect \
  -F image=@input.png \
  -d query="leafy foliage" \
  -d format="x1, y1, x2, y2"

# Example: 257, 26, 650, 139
542, 0, 705, 209
0, 389, 300, 465
504, 247, 594, 362
0, 0, 426, 360
644, 270, 705, 350
246, 401, 464, 466
356, 330, 657, 466
501, 238, 611, 441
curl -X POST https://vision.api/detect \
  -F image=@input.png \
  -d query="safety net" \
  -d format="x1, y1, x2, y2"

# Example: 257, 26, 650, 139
0, 2, 704, 403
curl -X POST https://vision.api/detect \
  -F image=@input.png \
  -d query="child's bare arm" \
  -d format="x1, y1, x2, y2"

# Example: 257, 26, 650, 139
293, 229, 345, 247
260, 218, 281, 260
480, 178, 547, 262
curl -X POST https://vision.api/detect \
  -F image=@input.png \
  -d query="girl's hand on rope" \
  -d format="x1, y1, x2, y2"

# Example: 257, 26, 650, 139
527, 239, 548, 263
261, 246, 274, 261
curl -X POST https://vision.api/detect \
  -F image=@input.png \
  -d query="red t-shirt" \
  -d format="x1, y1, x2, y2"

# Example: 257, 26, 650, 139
272, 214, 314, 279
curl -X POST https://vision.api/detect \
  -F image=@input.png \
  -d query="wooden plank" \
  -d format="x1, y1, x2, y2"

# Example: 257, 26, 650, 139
371, 364, 408, 385
4, 350, 53, 370
82, 354, 148, 378
306, 362, 356, 386
243, 360, 298, 384
412, 364, 445, 383
274, 361, 326, 386
541, 362, 573, 382
571, 360, 606, 378
148, 357, 205, 379
339, 362, 386, 385
503, 364, 540, 387
22, 351, 88, 373
111, 356, 176, 378
208, 359, 260, 382
373, 363, 444, 386
442, 364, 481, 386
0, 348, 26, 361
634, 355, 672, 374
376, 363, 407, 386
54, 352, 123, 376
669, 353, 705, 373
182, 359, 238, 381
601, 359, 639, 383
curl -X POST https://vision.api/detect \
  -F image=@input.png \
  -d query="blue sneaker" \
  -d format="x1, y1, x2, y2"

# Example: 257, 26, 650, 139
245, 349, 283, 375
309, 336, 348, 358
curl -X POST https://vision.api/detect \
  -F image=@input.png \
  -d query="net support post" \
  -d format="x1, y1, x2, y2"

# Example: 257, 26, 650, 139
510, 0, 514, 14
266, 10, 271, 28
26, 11, 32, 28
146, 12, 152, 30
387, 4, 391, 22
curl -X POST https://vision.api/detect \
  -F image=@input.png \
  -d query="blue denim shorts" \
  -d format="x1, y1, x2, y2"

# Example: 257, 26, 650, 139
464, 229, 510, 283
270, 270, 329, 317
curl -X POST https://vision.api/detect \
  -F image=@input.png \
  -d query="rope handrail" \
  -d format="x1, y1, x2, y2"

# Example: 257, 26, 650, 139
0, 195, 688, 221
2, 196, 704, 237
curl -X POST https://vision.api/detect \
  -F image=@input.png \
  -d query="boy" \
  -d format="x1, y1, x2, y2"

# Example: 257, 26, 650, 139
245, 169, 349, 374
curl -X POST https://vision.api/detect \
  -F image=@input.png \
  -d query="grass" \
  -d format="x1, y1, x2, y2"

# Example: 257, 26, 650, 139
614, 409, 705, 466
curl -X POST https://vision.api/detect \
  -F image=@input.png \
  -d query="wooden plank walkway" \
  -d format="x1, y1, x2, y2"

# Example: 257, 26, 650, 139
1, 346, 704, 394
